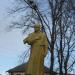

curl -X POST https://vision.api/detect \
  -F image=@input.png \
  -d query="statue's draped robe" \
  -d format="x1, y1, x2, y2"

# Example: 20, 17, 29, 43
24, 32, 48, 75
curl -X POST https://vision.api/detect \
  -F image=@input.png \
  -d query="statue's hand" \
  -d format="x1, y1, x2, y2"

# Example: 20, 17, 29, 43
23, 39, 27, 44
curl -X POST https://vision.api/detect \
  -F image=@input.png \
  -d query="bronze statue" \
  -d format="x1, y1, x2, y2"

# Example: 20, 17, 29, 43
23, 24, 48, 75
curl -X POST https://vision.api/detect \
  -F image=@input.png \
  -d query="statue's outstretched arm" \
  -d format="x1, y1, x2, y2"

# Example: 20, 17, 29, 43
23, 37, 28, 44
23, 33, 35, 44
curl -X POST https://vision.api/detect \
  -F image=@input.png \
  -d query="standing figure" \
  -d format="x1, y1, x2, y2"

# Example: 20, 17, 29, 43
23, 24, 48, 75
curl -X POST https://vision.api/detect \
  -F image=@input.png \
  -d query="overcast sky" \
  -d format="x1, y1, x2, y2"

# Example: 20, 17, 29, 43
0, 0, 28, 75
0, 0, 50, 75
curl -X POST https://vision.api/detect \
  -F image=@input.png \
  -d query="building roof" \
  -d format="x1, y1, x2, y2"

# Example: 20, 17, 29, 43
67, 74, 75, 75
7, 63, 57, 74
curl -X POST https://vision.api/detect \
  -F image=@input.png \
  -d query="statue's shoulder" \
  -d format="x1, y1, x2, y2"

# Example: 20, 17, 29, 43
40, 32, 45, 34
28, 32, 35, 36
40, 32, 46, 36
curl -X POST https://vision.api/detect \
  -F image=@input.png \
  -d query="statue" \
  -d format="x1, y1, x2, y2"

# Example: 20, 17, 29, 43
23, 24, 48, 75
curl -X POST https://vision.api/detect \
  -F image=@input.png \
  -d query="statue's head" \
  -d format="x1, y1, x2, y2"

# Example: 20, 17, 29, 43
34, 24, 41, 32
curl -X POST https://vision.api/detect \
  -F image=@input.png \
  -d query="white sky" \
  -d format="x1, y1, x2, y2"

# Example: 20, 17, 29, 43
0, 0, 28, 75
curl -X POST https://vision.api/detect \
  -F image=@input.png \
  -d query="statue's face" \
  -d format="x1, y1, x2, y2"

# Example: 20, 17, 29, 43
34, 24, 41, 32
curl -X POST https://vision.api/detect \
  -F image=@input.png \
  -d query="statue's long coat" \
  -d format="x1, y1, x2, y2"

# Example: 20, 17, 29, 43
23, 31, 48, 75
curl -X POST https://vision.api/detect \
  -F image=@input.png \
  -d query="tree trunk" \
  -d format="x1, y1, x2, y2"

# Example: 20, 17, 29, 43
50, 50, 54, 75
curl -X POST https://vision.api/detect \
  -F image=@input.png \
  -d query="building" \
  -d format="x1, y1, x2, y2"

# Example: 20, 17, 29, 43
7, 63, 57, 75
67, 74, 75, 75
